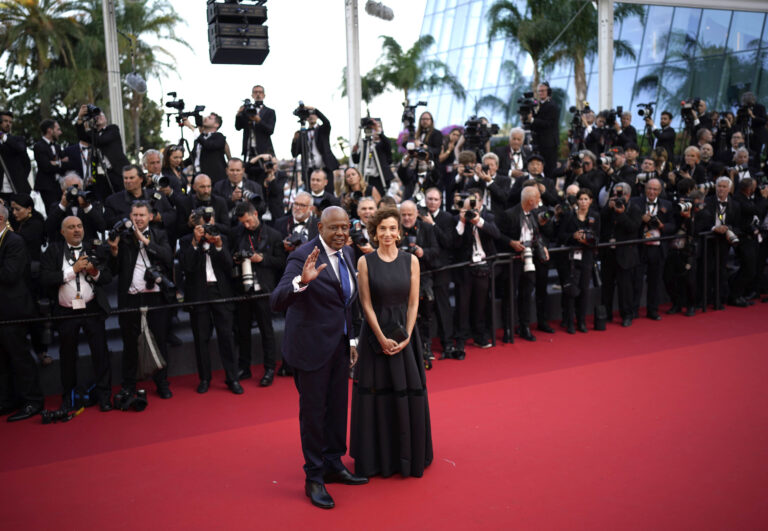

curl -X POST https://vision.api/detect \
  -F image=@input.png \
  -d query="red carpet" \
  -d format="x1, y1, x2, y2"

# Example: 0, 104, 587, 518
2, 305, 768, 530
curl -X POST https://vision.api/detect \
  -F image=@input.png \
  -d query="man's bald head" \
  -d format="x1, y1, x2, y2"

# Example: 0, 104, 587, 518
61, 215, 84, 246
318, 206, 350, 251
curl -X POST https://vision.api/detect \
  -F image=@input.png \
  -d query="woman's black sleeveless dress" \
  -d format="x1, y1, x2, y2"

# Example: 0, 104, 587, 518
350, 251, 433, 478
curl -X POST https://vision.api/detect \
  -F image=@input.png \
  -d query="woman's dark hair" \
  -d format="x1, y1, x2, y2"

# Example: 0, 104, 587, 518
162, 144, 184, 171
11, 193, 43, 222
577, 188, 593, 199
367, 207, 400, 244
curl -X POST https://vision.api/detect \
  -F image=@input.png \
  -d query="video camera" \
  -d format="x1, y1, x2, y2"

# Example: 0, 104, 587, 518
463, 115, 499, 157
569, 102, 591, 126
604, 106, 624, 125
401, 100, 427, 137
680, 99, 699, 124
637, 102, 655, 118
242, 98, 262, 118
517, 92, 537, 118
165, 92, 206, 128
293, 101, 312, 124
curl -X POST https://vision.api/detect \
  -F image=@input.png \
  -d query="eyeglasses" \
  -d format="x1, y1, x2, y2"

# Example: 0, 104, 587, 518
293, 202, 312, 208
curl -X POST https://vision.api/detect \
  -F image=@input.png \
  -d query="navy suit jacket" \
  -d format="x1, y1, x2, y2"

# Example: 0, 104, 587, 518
270, 236, 357, 371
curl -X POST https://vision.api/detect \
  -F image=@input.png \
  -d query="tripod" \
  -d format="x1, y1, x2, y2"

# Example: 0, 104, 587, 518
0, 149, 18, 195
357, 127, 388, 191
85, 125, 115, 196
290, 117, 312, 200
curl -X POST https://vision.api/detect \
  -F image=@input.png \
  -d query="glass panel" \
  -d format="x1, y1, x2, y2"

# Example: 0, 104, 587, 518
656, 61, 693, 124
690, 55, 726, 109
757, 51, 768, 107
445, 47, 461, 79
719, 51, 760, 108
464, 1, 483, 48
614, 68, 636, 111
455, 45, 476, 88
424, 0, 436, 16
632, 65, 660, 131
420, 15, 432, 38
469, 45, 489, 91
616, 13, 644, 68
444, 0, 458, 10
433, 0, 446, 14
430, 15, 443, 44
438, 14, 454, 53
697, 9, 731, 56
449, 4, 469, 51
640, 6, 674, 65
483, 39, 504, 88
476, 1, 490, 43
727, 12, 765, 52
666, 8, 701, 62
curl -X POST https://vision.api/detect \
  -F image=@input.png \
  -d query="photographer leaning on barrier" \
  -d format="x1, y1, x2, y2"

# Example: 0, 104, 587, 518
703, 176, 743, 309
236, 84, 276, 158
75, 104, 129, 200
40, 215, 113, 412
45, 172, 106, 244
108, 200, 175, 401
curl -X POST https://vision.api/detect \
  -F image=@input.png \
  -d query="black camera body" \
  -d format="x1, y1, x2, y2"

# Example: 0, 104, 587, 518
647, 215, 661, 229
637, 101, 655, 118
408, 146, 430, 161
286, 231, 308, 249
84, 104, 102, 121
165, 91, 205, 127
293, 101, 312, 123
517, 92, 537, 117
108, 218, 133, 241
399, 234, 418, 254
401, 100, 427, 136
114, 389, 148, 412
582, 229, 597, 246
233, 249, 254, 262
66, 185, 94, 205
144, 265, 175, 291
192, 206, 215, 224
536, 206, 556, 224
569, 153, 583, 169
242, 98, 262, 117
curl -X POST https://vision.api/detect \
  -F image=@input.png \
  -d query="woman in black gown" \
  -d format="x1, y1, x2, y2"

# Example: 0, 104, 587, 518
351, 207, 433, 478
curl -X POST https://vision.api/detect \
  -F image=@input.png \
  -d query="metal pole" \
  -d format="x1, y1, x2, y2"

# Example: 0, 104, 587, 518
597, 0, 614, 111
344, 0, 362, 155
103, 0, 125, 151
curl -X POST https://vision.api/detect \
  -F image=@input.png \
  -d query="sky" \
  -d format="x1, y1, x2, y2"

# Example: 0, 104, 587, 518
150, 0, 428, 160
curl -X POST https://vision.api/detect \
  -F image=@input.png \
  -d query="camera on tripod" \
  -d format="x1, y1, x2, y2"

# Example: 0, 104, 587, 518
569, 102, 591, 125
242, 98, 262, 117
293, 101, 312, 123
165, 91, 206, 127
360, 115, 377, 133
408, 146, 429, 161
401, 100, 427, 136
604, 106, 623, 126
463, 115, 499, 157
680, 99, 699, 124
637, 102, 655, 118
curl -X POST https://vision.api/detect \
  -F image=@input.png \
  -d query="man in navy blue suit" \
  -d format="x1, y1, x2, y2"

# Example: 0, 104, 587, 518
270, 206, 368, 509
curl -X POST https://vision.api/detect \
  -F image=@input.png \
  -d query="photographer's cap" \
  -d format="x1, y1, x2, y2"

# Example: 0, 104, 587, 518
527, 152, 545, 163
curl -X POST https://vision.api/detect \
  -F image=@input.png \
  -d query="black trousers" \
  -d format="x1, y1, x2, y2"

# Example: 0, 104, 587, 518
118, 292, 169, 390
731, 237, 758, 300
600, 250, 634, 320
236, 292, 277, 371
534, 258, 551, 325
55, 302, 110, 398
511, 260, 534, 328
293, 336, 349, 483
0, 324, 42, 408
634, 245, 665, 315
431, 271, 454, 349
706, 237, 731, 303
664, 248, 697, 309
454, 266, 491, 344
191, 284, 237, 383
563, 252, 594, 324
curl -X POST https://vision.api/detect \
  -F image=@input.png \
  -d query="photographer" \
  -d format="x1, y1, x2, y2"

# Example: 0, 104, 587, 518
525, 83, 560, 176
351, 118, 393, 196
729, 177, 760, 307
557, 188, 600, 333
399, 200, 440, 366
703, 176, 743, 309
398, 145, 441, 204
497, 184, 550, 342
45, 172, 106, 244
585, 113, 608, 156
104, 164, 176, 236
349, 196, 377, 263
275, 191, 318, 255
735, 91, 767, 157
235, 84, 276, 158
438, 127, 462, 180
0, 110, 32, 204
624, 143, 640, 170
213, 157, 265, 216
184, 112, 227, 184
412, 111, 443, 163
451, 189, 500, 353
108, 201, 174, 400
728, 148, 755, 187
493, 127, 531, 181
181, 174, 231, 239
232, 201, 286, 386
668, 147, 708, 199
647, 111, 676, 162
40, 216, 113, 411
508, 153, 559, 207
75, 104, 129, 200
291, 106, 339, 193
617, 111, 638, 150
633, 157, 659, 198
245, 153, 285, 222
162, 144, 190, 195
716, 131, 750, 165
143, 149, 185, 245
33, 119, 69, 207
471, 152, 511, 218
178, 209, 241, 395
0, 204, 44, 422
630, 178, 677, 321
339, 167, 381, 219
599, 182, 642, 327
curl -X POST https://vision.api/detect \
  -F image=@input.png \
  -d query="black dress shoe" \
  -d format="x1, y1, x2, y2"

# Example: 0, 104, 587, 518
566, 323, 575, 334
167, 333, 182, 347
227, 381, 244, 395
519, 326, 536, 342
474, 339, 492, 349
684, 307, 696, 317
576, 322, 588, 333
713, 303, 725, 310
454, 346, 466, 360
666, 305, 681, 315
305, 480, 334, 509
323, 467, 369, 485
276, 363, 293, 377
260, 368, 275, 387
197, 380, 210, 394
647, 313, 661, 321
621, 317, 632, 327
156, 387, 173, 399
537, 323, 555, 334
238, 368, 253, 380
7, 403, 42, 422
502, 328, 513, 343
729, 297, 749, 308
99, 399, 112, 412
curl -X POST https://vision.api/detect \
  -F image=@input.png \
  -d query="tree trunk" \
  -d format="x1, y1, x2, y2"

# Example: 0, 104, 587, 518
403, 87, 409, 106
532, 60, 540, 94
573, 53, 587, 109
130, 91, 141, 162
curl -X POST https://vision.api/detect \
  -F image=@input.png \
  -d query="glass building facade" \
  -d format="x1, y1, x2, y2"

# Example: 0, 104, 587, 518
416, 1, 768, 132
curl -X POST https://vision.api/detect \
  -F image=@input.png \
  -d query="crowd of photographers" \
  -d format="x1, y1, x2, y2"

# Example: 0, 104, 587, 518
0, 81, 766, 422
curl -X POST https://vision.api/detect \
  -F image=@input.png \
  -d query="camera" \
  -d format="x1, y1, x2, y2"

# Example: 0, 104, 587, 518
401, 100, 427, 137
582, 229, 597, 246
149, 174, 170, 189
240, 187, 263, 206
293, 100, 312, 123
399, 234, 418, 254
463, 115, 500, 157
517, 92, 537, 117
569, 153, 583, 169
522, 245, 535, 273
41, 408, 76, 424
203, 224, 220, 237
350, 219, 368, 247
144, 265, 175, 290
680, 99, 699, 124
108, 218, 133, 241
192, 206, 214, 224
408, 146, 429, 161
611, 190, 626, 209
165, 92, 205, 128
647, 215, 661, 229
600, 153, 614, 166
312, 196, 333, 212
604, 106, 623, 125
637, 102, 655, 118
636, 172, 653, 184
464, 196, 478, 221
360, 115, 377, 131
83, 104, 102, 121
114, 389, 148, 412
236, 250, 256, 291
698, 181, 715, 193
453, 191, 469, 211
65, 185, 93, 205
242, 98, 262, 117
286, 230, 309, 249
83, 238, 110, 268
536, 206, 556, 224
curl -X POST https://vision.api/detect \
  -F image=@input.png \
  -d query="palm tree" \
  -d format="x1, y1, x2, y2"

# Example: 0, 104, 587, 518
339, 67, 387, 110
0, 0, 84, 117
365, 35, 465, 104
476, 61, 528, 128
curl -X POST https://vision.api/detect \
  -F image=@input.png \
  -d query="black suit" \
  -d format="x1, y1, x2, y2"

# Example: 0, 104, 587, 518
398, 164, 441, 202
508, 174, 559, 207
530, 99, 560, 175
104, 188, 176, 236
558, 209, 601, 326
731, 192, 760, 301
270, 238, 358, 484
186, 131, 227, 184
108, 226, 173, 391
427, 209, 456, 350
232, 222, 286, 373
478, 174, 512, 218
46, 200, 106, 244
40, 241, 112, 399
178, 233, 238, 384
75, 123, 129, 199
176, 194, 230, 240
0, 229, 42, 409
291, 110, 339, 180
33, 139, 66, 206
653, 126, 676, 159
212, 178, 265, 215
600, 200, 642, 321
618, 125, 638, 149
0, 133, 31, 198
403, 220, 440, 353
62, 143, 90, 180
493, 145, 531, 179
274, 213, 319, 252
236, 104, 276, 157
704, 196, 742, 303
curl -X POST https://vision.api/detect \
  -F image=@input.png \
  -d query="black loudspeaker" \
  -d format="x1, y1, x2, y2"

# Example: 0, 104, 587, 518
207, 1, 270, 65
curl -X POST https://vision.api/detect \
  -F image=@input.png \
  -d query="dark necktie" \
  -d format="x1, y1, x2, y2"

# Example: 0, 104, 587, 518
719, 201, 727, 207
69, 246, 82, 251
336, 251, 351, 306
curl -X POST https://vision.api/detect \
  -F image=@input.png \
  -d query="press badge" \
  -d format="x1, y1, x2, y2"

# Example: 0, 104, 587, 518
72, 294, 86, 310
573, 250, 582, 261
472, 249, 483, 263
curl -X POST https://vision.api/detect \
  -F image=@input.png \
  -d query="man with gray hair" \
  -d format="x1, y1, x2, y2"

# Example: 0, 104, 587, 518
45, 171, 106, 243
703, 175, 743, 309
599, 181, 642, 327
494, 127, 531, 179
